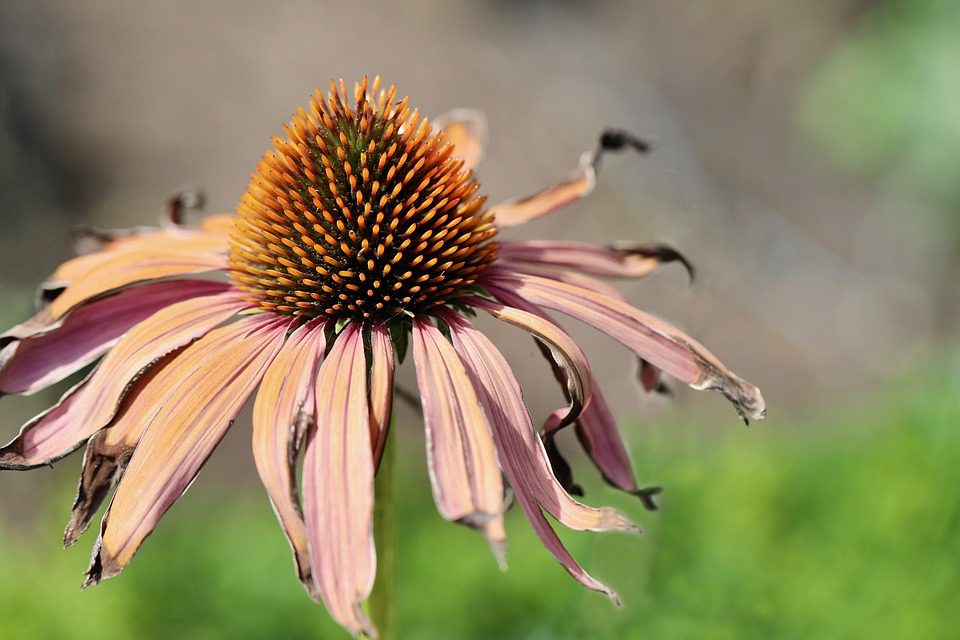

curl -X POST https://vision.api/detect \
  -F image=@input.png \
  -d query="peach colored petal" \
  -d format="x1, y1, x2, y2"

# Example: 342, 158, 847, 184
485, 268, 766, 422
411, 318, 504, 541
368, 324, 395, 470
491, 129, 649, 227
303, 324, 377, 638
51, 229, 227, 285
434, 108, 487, 172
0, 290, 247, 469
85, 313, 290, 584
49, 248, 227, 319
0, 280, 228, 396
252, 319, 327, 598
199, 213, 236, 235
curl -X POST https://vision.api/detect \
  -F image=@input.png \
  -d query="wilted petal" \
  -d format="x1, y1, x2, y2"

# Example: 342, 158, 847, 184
434, 108, 487, 172
498, 240, 694, 281
85, 313, 289, 585
252, 319, 327, 597
444, 311, 634, 601
491, 129, 649, 227
368, 324, 395, 470
0, 291, 246, 469
485, 268, 766, 422
49, 247, 227, 319
468, 296, 592, 432
0, 280, 228, 396
411, 317, 504, 539
303, 324, 377, 638
483, 288, 643, 497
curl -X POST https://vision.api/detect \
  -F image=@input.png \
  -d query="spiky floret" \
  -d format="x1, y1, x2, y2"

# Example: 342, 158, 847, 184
229, 77, 499, 320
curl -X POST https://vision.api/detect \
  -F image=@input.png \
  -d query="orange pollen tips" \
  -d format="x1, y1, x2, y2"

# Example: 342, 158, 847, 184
228, 77, 499, 320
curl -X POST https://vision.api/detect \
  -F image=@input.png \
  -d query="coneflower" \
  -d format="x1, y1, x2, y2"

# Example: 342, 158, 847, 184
0, 76, 764, 638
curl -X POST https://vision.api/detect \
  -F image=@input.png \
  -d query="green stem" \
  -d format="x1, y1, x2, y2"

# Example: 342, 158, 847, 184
368, 425, 397, 640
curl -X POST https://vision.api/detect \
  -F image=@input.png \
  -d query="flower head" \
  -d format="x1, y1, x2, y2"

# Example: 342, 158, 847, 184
0, 77, 764, 638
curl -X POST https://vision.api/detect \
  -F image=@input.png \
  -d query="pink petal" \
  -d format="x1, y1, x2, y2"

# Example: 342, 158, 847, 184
468, 296, 593, 432
485, 268, 766, 421
498, 240, 693, 281
368, 324, 395, 470
86, 313, 290, 584
443, 311, 635, 601
0, 280, 228, 396
411, 318, 504, 539
252, 319, 327, 598
0, 291, 247, 469
484, 288, 641, 497
302, 324, 377, 638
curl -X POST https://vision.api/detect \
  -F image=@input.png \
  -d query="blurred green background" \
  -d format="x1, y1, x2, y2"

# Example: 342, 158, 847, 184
1, 0, 959, 638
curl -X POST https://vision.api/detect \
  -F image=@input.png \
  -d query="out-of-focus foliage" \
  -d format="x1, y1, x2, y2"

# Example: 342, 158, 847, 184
1, 356, 956, 640
800, 0, 960, 203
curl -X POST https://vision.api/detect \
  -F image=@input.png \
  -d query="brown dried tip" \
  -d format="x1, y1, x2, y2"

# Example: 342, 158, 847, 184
229, 76, 499, 321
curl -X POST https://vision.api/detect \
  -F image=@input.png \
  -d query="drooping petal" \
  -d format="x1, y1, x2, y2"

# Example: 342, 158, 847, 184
482, 287, 643, 498
434, 108, 487, 172
302, 324, 377, 638
368, 324, 395, 470
498, 240, 694, 281
49, 247, 227, 319
0, 291, 246, 469
0, 280, 228, 396
484, 268, 766, 421
85, 313, 290, 585
63, 359, 173, 546
490, 129, 650, 227
252, 319, 327, 598
541, 385, 637, 494
444, 311, 635, 601
467, 296, 592, 432
411, 317, 504, 540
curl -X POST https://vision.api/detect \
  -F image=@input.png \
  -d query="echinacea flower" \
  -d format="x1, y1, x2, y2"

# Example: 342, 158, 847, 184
0, 77, 764, 637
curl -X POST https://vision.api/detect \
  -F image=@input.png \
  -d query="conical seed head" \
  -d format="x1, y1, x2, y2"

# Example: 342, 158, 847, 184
229, 77, 498, 320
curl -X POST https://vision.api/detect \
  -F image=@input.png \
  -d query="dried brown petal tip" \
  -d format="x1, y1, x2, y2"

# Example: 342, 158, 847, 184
229, 77, 499, 321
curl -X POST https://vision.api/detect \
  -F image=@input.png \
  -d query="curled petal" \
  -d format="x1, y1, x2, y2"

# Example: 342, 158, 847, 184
468, 296, 592, 432
0, 280, 228, 396
434, 108, 487, 172
491, 128, 649, 227
0, 291, 246, 469
485, 268, 766, 422
445, 311, 635, 601
368, 324, 395, 470
484, 289, 643, 498
252, 319, 327, 598
303, 324, 377, 638
411, 318, 504, 543
498, 240, 694, 281
85, 314, 290, 585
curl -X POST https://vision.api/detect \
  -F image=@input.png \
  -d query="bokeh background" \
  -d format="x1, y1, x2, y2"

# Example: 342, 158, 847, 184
1, 0, 958, 638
